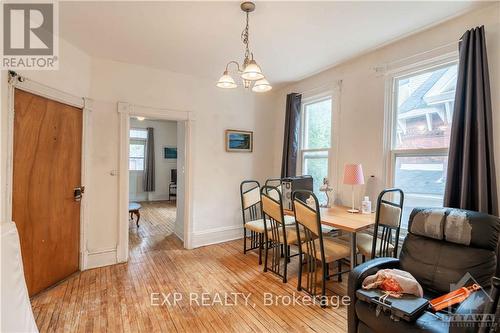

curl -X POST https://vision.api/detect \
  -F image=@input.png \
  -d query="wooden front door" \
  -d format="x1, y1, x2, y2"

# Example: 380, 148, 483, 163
12, 89, 82, 296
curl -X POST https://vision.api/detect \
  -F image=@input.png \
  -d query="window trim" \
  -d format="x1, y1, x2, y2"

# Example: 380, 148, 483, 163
384, 54, 459, 230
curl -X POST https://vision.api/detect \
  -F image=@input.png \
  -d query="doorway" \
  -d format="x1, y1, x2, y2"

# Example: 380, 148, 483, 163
12, 89, 83, 296
117, 102, 193, 262
128, 118, 180, 257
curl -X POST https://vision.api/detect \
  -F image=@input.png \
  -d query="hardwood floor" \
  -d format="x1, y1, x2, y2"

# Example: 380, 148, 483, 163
31, 206, 349, 333
129, 201, 176, 260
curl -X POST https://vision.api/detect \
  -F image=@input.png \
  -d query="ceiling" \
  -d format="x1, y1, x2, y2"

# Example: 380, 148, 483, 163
59, 1, 483, 86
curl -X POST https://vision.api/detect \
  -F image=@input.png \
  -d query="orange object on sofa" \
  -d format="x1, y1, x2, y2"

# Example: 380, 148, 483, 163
430, 284, 481, 312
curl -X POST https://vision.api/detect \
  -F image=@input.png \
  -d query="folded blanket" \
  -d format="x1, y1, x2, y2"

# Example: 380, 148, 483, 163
362, 269, 423, 298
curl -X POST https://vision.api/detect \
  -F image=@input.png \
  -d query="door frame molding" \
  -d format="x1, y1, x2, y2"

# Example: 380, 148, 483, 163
117, 102, 195, 263
5, 72, 93, 270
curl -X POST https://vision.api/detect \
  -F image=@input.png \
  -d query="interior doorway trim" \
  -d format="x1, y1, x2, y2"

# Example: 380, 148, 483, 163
5, 72, 93, 270
117, 102, 195, 263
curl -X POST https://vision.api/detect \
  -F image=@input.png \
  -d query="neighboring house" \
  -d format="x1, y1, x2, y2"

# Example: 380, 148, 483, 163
395, 66, 458, 196
397, 66, 457, 149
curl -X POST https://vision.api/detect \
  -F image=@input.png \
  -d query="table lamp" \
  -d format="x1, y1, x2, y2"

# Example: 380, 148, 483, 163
343, 164, 365, 213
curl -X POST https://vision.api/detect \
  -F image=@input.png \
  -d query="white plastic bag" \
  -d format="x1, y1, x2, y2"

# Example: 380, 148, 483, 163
362, 269, 423, 298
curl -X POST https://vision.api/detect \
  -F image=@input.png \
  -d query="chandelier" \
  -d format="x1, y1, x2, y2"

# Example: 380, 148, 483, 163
216, 1, 272, 93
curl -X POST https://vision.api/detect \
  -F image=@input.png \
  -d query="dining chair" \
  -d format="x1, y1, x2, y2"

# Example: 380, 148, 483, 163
357, 188, 404, 261
264, 178, 296, 226
264, 177, 282, 189
240, 180, 266, 265
293, 190, 351, 305
261, 185, 300, 283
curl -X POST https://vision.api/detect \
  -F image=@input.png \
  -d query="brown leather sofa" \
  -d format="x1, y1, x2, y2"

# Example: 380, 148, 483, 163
348, 207, 500, 333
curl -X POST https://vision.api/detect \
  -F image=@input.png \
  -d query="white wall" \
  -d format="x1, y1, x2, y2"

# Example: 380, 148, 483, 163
1, 38, 276, 269
89, 58, 275, 251
2, 3, 498, 272
270, 3, 500, 213
129, 119, 177, 202
87, 100, 119, 257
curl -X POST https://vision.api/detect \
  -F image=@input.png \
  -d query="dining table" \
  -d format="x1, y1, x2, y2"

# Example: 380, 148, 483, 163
285, 205, 376, 269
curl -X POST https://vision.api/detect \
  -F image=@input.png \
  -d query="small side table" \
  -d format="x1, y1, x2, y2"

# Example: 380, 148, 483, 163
129, 202, 142, 227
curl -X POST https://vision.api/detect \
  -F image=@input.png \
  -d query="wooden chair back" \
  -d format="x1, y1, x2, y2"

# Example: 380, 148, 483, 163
261, 185, 288, 279
264, 178, 282, 201
292, 191, 326, 296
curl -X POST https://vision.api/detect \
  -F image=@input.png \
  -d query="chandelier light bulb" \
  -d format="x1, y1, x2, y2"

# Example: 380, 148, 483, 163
216, 71, 238, 89
241, 59, 264, 81
252, 78, 272, 93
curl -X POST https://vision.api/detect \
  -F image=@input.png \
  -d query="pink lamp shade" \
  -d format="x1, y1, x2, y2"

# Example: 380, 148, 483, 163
343, 164, 365, 185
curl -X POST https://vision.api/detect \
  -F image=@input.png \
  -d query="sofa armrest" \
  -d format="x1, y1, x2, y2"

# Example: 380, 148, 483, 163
347, 257, 400, 333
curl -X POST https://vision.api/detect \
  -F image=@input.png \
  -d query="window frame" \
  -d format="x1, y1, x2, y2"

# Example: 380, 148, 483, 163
129, 128, 148, 172
384, 54, 459, 230
297, 93, 336, 198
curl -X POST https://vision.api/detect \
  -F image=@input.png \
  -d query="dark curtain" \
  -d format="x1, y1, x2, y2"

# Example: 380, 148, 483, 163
444, 26, 498, 215
281, 93, 302, 178
144, 127, 155, 192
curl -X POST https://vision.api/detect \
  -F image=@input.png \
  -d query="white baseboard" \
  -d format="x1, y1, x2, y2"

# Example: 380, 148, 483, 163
129, 194, 171, 202
191, 225, 243, 248
148, 194, 170, 201
84, 248, 117, 270
129, 194, 147, 202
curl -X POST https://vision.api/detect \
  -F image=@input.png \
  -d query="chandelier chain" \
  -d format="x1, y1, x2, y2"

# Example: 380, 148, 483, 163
241, 11, 250, 60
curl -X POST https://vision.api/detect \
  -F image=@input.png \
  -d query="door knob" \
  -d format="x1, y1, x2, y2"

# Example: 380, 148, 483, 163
74, 186, 85, 202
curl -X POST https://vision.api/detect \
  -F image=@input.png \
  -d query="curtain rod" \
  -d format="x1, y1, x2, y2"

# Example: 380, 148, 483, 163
292, 80, 342, 96
292, 38, 463, 92
377, 38, 462, 69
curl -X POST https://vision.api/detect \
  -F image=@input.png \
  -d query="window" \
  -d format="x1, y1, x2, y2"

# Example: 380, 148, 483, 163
130, 129, 148, 140
299, 97, 332, 200
129, 128, 147, 171
388, 61, 458, 228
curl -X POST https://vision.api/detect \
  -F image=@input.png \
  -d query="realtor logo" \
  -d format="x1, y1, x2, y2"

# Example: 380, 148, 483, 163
446, 273, 494, 327
1, 1, 58, 69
